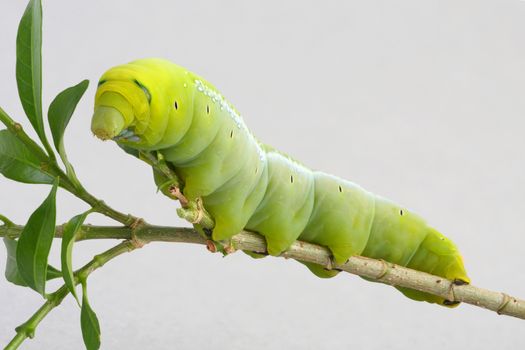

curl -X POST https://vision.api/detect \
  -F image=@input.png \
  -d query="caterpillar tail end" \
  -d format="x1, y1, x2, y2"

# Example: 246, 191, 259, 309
91, 106, 125, 141
397, 229, 470, 307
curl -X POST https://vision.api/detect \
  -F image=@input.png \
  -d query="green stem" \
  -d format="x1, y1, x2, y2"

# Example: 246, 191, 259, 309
0, 214, 15, 228
4, 240, 137, 350
0, 224, 202, 243
41, 136, 58, 164
0, 107, 136, 226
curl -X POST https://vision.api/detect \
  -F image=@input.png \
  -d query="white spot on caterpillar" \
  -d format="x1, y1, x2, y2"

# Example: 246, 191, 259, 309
195, 79, 266, 164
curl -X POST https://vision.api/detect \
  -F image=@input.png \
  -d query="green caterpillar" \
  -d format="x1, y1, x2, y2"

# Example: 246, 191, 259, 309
91, 58, 470, 306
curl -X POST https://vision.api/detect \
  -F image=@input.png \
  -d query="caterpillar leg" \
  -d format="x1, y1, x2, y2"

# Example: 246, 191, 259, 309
242, 250, 268, 259
302, 262, 340, 278
113, 128, 140, 142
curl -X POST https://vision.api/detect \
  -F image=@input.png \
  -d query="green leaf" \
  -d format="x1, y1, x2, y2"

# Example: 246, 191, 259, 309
4, 237, 62, 287
16, 178, 58, 295
81, 283, 101, 350
0, 129, 54, 184
61, 211, 90, 303
5, 237, 29, 286
48, 80, 89, 179
16, 0, 49, 150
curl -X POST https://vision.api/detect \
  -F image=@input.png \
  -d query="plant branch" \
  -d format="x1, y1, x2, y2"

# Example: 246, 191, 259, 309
2, 223, 523, 320
4, 240, 138, 350
0, 107, 136, 226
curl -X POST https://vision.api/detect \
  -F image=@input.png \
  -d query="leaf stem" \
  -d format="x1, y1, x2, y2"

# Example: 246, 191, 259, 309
4, 240, 137, 350
41, 137, 57, 163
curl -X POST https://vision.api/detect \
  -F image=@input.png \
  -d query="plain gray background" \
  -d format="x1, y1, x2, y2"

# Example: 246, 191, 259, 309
1, 0, 524, 349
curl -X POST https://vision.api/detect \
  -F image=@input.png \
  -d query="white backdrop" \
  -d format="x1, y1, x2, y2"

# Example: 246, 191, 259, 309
1, 0, 524, 349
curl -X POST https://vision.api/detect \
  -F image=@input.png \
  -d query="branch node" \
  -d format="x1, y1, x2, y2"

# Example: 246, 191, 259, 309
130, 217, 145, 230
191, 198, 205, 224
447, 281, 457, 304
123, 213, 140, 227
130, 218, 147, 248
325, 255, 340, 271
375, 259, 390, 280
224, 243, 236, 255
15, 325, 35, 339
177, 198, 213, 229
497, 293, 511, 315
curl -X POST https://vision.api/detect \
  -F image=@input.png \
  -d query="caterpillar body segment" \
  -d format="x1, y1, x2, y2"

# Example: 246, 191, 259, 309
91, 58, 470, 306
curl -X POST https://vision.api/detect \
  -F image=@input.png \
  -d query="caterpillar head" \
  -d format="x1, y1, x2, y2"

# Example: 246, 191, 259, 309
91, 58, 195, 149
